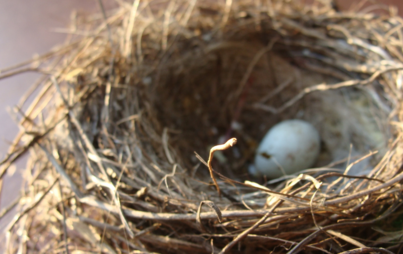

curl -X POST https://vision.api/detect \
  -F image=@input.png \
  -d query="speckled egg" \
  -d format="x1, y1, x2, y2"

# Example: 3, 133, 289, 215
250, 119, 320, 178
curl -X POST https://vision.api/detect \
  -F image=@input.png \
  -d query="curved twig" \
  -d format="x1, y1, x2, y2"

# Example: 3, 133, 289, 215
207, 138, 237, 197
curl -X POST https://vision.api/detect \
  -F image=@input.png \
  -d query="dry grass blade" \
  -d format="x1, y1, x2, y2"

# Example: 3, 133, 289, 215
288, 202, 402, 254
207, 138, 237, 196
6, 178, 59, 232
196, 200, 222, 232
326, 230, 366, 248
219, 200, 281, 254
0, 67, 51, 81
338, 247, 394, 254
0, 195, 20, 220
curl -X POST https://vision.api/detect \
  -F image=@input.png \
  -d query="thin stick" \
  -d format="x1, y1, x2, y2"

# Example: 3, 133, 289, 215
325, 170, 403, 206
219, 200, 281, 253
326, 229, 366, 248
221, 0, 233, 28
0, 114, 67, 178
124, 0, 140, 57
0, 195, 20, 220
338, 247, 394, 254
98, 0, 116, 126
195, 152, 314, 202
277, 66, 403, 113
58, 180, 70, 254
207, 138, 237, 197
216, 234, 332, 253
0, 67, 50, 81
6, 178, 59, 232
0, 41, 79, 75
287, 202, 401, 254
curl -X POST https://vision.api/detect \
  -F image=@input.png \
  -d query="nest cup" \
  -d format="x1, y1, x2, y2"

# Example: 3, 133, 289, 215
3, 0, 403, 253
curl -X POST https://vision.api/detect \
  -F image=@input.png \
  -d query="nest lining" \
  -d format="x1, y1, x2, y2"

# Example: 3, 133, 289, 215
2, 0, 403, 253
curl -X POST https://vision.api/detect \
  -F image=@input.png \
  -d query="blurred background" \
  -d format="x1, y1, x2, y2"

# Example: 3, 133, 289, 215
0, 0, 401, 233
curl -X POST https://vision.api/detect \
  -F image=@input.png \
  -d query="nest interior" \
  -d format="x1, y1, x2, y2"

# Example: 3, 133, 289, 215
2, 0, 403, 253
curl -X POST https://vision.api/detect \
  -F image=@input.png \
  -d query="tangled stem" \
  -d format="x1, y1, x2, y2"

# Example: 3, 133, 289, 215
207, 138, 237, 197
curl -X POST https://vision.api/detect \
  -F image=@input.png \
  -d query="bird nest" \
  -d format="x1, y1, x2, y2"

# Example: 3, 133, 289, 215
2, 0, 403, 253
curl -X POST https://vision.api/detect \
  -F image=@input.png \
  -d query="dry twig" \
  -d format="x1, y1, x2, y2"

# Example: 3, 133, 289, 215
206, 138, 237, 197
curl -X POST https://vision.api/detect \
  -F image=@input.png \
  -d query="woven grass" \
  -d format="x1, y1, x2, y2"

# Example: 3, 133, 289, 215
2, 0, 403, 253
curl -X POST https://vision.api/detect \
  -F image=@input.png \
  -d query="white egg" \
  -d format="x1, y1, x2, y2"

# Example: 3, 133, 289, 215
251, 119, 320, 178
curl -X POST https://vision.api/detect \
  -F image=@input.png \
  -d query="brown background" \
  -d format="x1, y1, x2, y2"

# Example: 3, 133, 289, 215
0, 0, 401, 234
